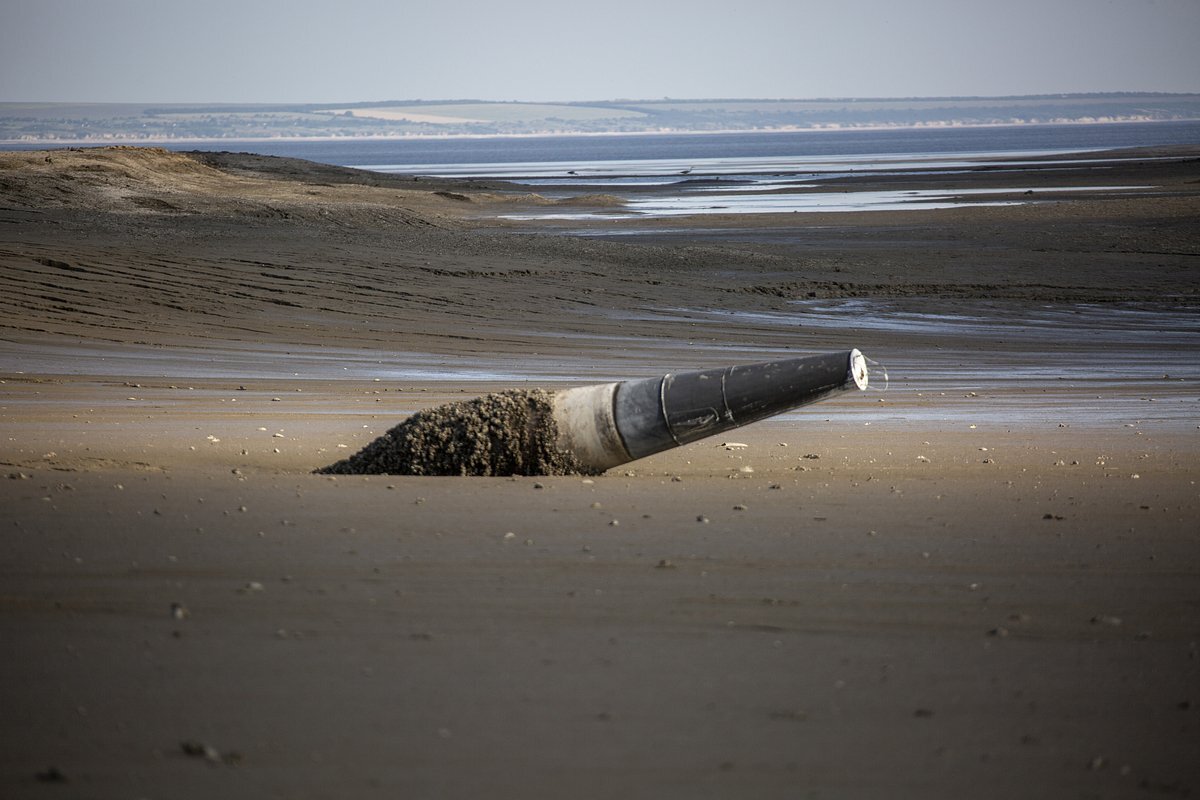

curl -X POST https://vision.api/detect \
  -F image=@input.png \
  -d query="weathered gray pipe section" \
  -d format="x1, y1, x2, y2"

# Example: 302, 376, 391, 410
553, 349, 868, 472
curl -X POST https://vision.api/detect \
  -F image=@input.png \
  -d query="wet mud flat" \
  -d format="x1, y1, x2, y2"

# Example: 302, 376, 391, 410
1, 145, 1199, 799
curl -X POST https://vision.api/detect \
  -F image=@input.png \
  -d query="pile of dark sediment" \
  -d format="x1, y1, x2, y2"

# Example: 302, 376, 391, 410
316, 389, 591, 477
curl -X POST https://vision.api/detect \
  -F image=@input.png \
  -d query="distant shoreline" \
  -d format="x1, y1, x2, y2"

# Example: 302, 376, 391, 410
4, 116, 1199, 149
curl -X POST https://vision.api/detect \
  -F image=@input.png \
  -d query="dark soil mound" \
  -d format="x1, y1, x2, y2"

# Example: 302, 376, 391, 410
316, 389, 592, 476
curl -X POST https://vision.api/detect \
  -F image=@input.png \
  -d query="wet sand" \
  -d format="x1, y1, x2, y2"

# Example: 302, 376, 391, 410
2, 145, 1199, 798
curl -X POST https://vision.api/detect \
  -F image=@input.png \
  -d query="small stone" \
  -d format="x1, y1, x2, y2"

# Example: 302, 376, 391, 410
170, 602, 189, 620
733, 504, 748, 511
533, 482, 545, 489
181, 740, 222, 763
655, 559, 675, 569
608, 519, 620, 527
36, 766, 68, 783
697, 515, 709, 524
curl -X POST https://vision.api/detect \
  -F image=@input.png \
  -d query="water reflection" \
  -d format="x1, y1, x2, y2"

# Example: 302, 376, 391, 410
501, 184, 1149, 219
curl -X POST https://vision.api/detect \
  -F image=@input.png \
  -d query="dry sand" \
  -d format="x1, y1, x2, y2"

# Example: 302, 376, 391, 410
1, 145, 1199, 799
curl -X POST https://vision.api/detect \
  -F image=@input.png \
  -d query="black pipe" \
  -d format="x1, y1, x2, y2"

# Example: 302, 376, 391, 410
612, 349, 866, 460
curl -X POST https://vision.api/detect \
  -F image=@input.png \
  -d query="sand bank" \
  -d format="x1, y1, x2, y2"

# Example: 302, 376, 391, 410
1, 145, 1198, 798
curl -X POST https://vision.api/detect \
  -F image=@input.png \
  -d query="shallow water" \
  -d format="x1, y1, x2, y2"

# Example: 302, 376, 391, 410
682, 299, 1200, 350
484, 144, 1164, 219
505, 185, 1150, 219
364, 151, 1081, 180
342, 132, 1181, 220
0, 340, 558, 383
646, 300, 1199, 372
5, 301, 1195, 430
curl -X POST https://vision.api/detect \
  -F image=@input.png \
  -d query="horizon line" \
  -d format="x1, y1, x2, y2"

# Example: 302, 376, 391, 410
4, 90, 1200, 107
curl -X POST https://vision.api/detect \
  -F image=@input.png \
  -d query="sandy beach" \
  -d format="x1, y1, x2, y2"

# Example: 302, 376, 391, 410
2, 144, 1198, 799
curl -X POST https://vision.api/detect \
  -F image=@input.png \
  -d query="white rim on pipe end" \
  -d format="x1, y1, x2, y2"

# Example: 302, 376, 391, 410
849, 349, 869, 390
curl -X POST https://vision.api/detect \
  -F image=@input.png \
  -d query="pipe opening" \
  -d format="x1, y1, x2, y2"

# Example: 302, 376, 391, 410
849, 349, 869, 390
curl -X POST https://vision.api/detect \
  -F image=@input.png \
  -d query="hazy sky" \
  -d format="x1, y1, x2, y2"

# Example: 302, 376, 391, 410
2, 0, 1198, 103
